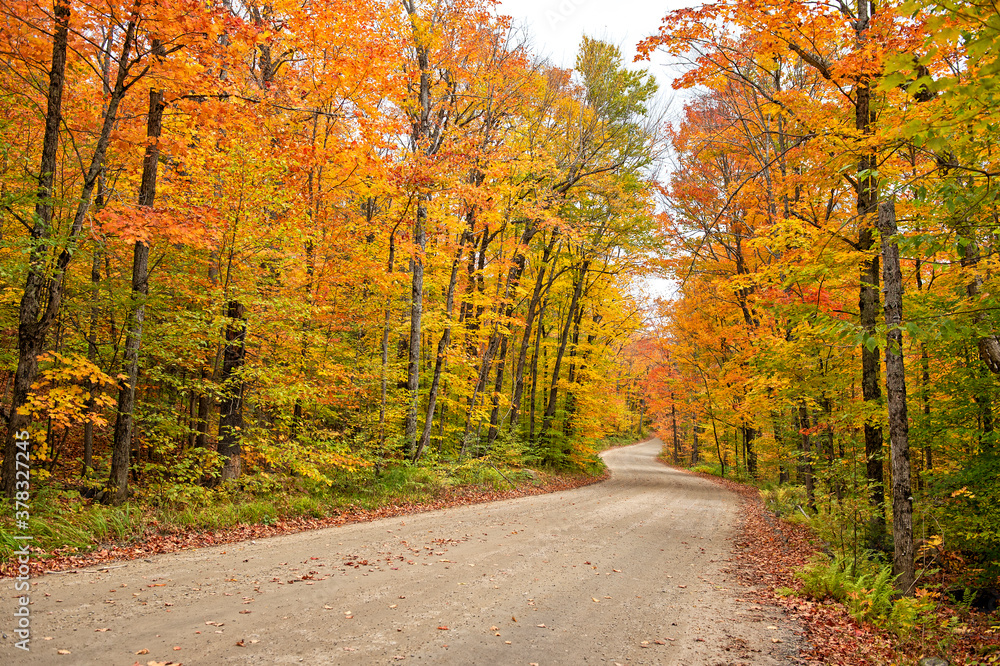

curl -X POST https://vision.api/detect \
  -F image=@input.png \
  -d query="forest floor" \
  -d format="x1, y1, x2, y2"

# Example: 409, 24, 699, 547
677, 467, 1000, 666
1, 438, 802, 665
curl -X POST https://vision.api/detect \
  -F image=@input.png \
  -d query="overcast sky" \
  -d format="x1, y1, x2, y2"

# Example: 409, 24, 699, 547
496, 0, 691, 87
497, 0, 690, 301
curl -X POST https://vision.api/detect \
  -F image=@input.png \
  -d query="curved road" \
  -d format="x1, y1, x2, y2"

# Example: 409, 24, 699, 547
5, 439, 800, 664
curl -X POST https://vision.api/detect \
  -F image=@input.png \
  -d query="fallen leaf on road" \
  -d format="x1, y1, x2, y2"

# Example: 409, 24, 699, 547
95, 628, 109, 632
136, 649, 149, 655
771, 638, 783, 643
592, 597, 600, 602
537, 624, 546, 628
236, 640, 245, 647
511, 616, 517, 622
655, 640, 666, 645
57, 649, 71, 655
678, 585, 687, 588
437, 626, 449, 630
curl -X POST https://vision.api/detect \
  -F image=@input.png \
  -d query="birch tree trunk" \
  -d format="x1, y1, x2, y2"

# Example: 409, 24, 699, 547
877, 200, 914, 594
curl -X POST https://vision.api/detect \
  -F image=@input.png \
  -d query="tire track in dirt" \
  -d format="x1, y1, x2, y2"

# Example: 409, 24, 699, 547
3, 439, 801, 665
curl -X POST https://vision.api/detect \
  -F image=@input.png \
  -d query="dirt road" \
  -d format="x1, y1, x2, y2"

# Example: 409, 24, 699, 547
3, 439, 800, 665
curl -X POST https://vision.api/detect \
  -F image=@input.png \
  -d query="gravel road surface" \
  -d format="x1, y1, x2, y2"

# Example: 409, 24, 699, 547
3, 438, 800, 665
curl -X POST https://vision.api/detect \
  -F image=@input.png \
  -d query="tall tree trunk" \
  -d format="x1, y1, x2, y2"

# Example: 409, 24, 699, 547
107, 86, 164, 504
486, 336, 509, 446
774, 412, 790, 484
414, 232, 470, 462
743, 425, 758, 478
378, 225, 398, 449
878, 200, 914, 594
528, 318, 546, 443
4, 9, 141, 497
857, 89, 887, 551
403, 200, 427, 457
850, 0, 888, 552
2, 0, 70, 497
691, 423, 700, 465
671, 397, 680, 463
960, 224, 1000, 372
83, 21, 115, 479
218, 301, 246, 480
561, 307, 584, 437
83, 245, 101, 478
798, 404, 816, 511
510, 233, 560, 428
541, 260, 589, 437
195, 368, 211, 449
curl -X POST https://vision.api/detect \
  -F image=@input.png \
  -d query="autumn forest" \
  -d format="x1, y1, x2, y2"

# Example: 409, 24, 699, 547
2, 0, 1000, 638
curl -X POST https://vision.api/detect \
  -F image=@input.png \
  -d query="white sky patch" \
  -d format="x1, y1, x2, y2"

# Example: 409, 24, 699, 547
498, 0, 692, 301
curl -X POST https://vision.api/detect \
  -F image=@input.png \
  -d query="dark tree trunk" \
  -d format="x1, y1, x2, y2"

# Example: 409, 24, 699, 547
797, 404, 816, 511
528, 319, 546, 443
414, 231, 470, 462
742, 426, 758, 478
878, 200, 914, 594
218, 301, 246, 480
403, 200, 427, 458
671, 398, 680, 464
4, 10, 141, 497
196, 368, 211, 449
510, 232, 560, 429
379, 224, 397, 442
107, 86, 163, 504
486, 336, 509, 446
2, 0, 70, 497
691, 423, 700, 465
83, 244, 102, 478
541, 260, 589, 437
847, 0, 887, 549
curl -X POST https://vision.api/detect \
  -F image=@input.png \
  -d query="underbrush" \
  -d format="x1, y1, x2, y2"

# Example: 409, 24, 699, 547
796, 553, 939, 636
0, 457, 556, 564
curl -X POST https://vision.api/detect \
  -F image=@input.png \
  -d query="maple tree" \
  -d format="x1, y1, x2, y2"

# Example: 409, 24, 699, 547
638, 0, 1000, 602
0, 0, 657, 531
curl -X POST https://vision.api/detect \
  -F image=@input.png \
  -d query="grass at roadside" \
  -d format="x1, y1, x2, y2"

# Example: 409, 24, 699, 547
0, 456, 606, 577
